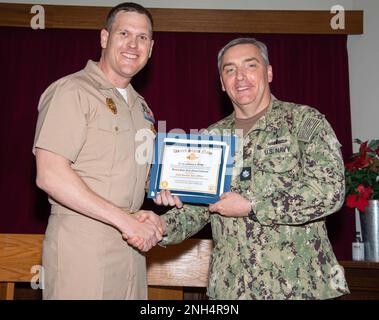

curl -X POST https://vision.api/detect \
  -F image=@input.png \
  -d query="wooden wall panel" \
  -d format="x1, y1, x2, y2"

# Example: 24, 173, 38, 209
0, 3, 363, 34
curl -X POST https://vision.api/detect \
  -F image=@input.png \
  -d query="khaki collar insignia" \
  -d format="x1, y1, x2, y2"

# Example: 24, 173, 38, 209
106, 97, 117, 114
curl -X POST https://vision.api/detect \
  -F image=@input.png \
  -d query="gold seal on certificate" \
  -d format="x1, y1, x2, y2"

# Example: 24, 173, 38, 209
148, 133, 236, 204
160, 181, 169, 188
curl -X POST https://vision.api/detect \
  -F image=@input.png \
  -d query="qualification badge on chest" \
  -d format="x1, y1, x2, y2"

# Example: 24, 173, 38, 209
106, 97, 117, 114
141, 102, 156, 134
142, 103, 155, 123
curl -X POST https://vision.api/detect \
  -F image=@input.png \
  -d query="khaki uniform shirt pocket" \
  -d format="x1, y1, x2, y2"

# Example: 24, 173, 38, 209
95, 116, 133, 162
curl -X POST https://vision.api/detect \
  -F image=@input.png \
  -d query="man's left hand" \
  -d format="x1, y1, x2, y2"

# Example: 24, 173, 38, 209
209, 192, 251, 217
154, 189, 183, 208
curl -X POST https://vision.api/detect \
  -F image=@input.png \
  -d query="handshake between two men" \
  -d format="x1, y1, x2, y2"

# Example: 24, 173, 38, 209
122, 189, 252, 252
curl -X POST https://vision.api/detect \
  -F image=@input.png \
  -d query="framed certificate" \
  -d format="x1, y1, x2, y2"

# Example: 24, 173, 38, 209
148, 133, 236, 204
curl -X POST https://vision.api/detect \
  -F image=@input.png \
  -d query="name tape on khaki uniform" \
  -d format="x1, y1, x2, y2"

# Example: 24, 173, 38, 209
298, 116, 323, 143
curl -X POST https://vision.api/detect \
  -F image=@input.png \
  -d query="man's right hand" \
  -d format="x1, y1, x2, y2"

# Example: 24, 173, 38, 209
120, 211, 163, 252
134, 210, 167, 235
125, 210, 167, 251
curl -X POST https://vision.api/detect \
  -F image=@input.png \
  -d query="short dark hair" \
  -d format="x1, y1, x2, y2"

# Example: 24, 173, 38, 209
217, 38, 270, 72
105, 2, 154, 33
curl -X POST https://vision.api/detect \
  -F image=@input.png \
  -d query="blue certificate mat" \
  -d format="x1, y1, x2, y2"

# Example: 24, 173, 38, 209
148, 133, 237, 204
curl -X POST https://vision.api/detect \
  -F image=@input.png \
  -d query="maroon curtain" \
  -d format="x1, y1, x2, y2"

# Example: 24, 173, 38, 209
0, 27, 354, 259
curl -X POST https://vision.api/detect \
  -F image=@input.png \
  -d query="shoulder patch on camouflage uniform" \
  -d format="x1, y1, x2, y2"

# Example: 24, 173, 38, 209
298, 116, 323, 142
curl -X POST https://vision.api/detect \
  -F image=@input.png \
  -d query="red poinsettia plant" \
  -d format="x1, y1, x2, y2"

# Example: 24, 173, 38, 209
345, 139, 379, 212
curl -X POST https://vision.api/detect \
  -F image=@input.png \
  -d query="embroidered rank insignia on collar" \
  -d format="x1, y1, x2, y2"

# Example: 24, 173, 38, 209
298, 116, 322, 142
106, 97, 117, 114
240, 167, 251, 181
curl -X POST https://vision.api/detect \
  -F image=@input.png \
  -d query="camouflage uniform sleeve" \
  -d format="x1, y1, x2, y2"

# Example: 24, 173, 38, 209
250, 113, 345, 226
160, 204, 210, 245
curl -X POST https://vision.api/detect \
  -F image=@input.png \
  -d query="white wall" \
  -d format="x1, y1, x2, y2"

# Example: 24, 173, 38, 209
3, 0, 377, 147
348, 0, 379, 151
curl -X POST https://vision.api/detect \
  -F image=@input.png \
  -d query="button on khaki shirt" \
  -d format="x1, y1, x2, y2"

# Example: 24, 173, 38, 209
33, 60, 155, 213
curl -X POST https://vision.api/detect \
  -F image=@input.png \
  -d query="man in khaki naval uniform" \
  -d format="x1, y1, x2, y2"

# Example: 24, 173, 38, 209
33, 3, 163, 299
133, 38, 350, 299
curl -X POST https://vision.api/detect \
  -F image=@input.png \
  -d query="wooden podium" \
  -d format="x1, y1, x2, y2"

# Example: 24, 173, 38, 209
339, 261, 379, 300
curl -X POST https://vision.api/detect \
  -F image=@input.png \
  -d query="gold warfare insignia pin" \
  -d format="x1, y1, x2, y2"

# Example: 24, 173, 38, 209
106, 97, 117, 114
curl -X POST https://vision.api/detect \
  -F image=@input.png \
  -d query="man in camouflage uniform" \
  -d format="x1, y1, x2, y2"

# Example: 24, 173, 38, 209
133, 38, 350, 299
